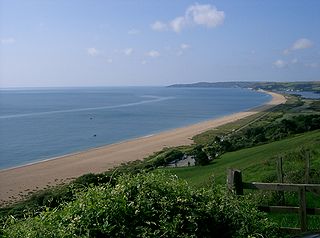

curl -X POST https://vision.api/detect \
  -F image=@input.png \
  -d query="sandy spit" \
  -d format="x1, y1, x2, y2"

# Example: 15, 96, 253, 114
0, 91, 286, 205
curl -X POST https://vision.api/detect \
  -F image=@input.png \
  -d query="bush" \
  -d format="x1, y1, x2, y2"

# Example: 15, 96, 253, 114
208, 114, 320, 155
2, 172, 279, 238
192, 145, 210, 166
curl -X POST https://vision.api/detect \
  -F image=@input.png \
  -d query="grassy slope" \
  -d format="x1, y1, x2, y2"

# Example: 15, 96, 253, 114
192, 94, 302, 145
163, 130, 320, 187
163, 130, 320, 230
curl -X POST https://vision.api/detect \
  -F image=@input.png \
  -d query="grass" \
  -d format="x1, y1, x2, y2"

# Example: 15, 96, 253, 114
192, 109, 280, 145
162, 130, 320, 231
164, 130, 320, 186
192, 94, 303, 145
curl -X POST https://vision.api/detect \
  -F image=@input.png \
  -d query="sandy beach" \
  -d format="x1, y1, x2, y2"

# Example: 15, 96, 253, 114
0, 91, 286, 205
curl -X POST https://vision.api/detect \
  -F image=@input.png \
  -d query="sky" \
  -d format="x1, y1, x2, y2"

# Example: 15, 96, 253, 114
0, 0, 320, 87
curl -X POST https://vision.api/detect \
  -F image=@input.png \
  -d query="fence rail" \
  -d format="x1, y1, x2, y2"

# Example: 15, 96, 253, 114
242, 182, 320, 193
227, 169, 320, 233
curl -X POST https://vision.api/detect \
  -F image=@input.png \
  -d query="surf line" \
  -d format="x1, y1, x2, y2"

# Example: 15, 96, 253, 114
0, 96, 175, 119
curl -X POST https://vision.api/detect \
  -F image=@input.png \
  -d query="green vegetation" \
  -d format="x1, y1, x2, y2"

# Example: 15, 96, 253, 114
251, 81, 320, 93
169, 81, 320, 94
191, 145, 211, 165
308, 100, 320, 111
163, 131, 320, 231
1, 84, 320, 237
193, 94, 304, 145
1, 172, 279, 238
158, 94, 320, 231
206, 113, 320, 153
144, 148, 184, 167
163, 130, 320, 186
168, 81, 254, 88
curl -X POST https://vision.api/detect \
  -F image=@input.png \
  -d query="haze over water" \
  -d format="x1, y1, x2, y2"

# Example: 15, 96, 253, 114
0, 87, 270, 169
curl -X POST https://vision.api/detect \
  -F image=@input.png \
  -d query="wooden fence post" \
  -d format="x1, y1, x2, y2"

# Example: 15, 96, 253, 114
226, 169, 320, 233
227, 169, 243, 195
299, 186, 307, 232
277, 157, 285, 205
305, 152, 310, 184
277, 157, 284, 183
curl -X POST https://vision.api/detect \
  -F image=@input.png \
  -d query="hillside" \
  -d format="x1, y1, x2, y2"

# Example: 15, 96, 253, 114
168, 81, 320, 93
164, 130, 320, 230
163, 130, 320, 186
168, 81, 253, 88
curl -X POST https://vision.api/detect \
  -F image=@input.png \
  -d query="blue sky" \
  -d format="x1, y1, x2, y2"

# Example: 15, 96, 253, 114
1, 0, 319, 87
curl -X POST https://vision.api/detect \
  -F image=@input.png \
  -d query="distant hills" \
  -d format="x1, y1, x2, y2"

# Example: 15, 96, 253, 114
168, 81, 320, 93
168, 81, 253, 88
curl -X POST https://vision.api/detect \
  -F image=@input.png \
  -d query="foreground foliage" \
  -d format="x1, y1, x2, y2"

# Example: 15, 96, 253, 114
167, 131, 320, 230
2, 172, 279, 238
2, 94, 318, 236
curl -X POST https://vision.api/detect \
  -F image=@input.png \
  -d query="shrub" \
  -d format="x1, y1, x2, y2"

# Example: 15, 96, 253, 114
192, 145, 210, 166
2, 172, 279, 238
146, 148, 184, 167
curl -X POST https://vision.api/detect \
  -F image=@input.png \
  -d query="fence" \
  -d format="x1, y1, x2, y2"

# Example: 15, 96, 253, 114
227, 169, 320, 233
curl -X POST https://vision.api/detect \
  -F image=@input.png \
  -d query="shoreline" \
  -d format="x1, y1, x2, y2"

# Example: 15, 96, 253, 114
0, 90, 286, 205
0, 88, 270, 173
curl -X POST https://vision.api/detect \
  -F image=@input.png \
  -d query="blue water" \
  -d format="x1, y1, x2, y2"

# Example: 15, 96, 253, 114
0, 87, 271, 169
293, 91, 320, 99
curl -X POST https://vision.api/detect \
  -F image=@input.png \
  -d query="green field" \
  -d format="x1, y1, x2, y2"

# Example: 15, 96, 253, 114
164, 130, 320, 186
163, 130, 320, 230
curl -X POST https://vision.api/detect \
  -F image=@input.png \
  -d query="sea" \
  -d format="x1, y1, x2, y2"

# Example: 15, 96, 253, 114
0, 87, 271, 169
291, 91, 320, 99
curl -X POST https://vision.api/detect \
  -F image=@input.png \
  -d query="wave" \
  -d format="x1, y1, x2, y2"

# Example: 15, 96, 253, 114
0, 96, 174, 119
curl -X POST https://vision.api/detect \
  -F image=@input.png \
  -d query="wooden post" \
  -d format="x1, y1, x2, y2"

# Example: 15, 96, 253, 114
227, 169, 243, 195
305, 151, 310, 184
277, 157, 284, 183
277, 157, 285, 205
298, 186, 307, 232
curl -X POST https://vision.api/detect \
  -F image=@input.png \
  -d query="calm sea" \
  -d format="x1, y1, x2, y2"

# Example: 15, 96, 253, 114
291, 91, 320, 99
0, 87, 271, 169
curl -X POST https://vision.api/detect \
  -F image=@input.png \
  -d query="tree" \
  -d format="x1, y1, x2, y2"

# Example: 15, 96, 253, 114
204, 145, 219, 160
192, 145, 210, 166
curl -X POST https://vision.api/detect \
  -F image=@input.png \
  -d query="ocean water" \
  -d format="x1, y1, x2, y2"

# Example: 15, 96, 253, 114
292, 91, 320, 99
0, 87, 271, 169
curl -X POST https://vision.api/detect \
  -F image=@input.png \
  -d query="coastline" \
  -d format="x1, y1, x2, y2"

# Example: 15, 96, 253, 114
0, 90, 286, 205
